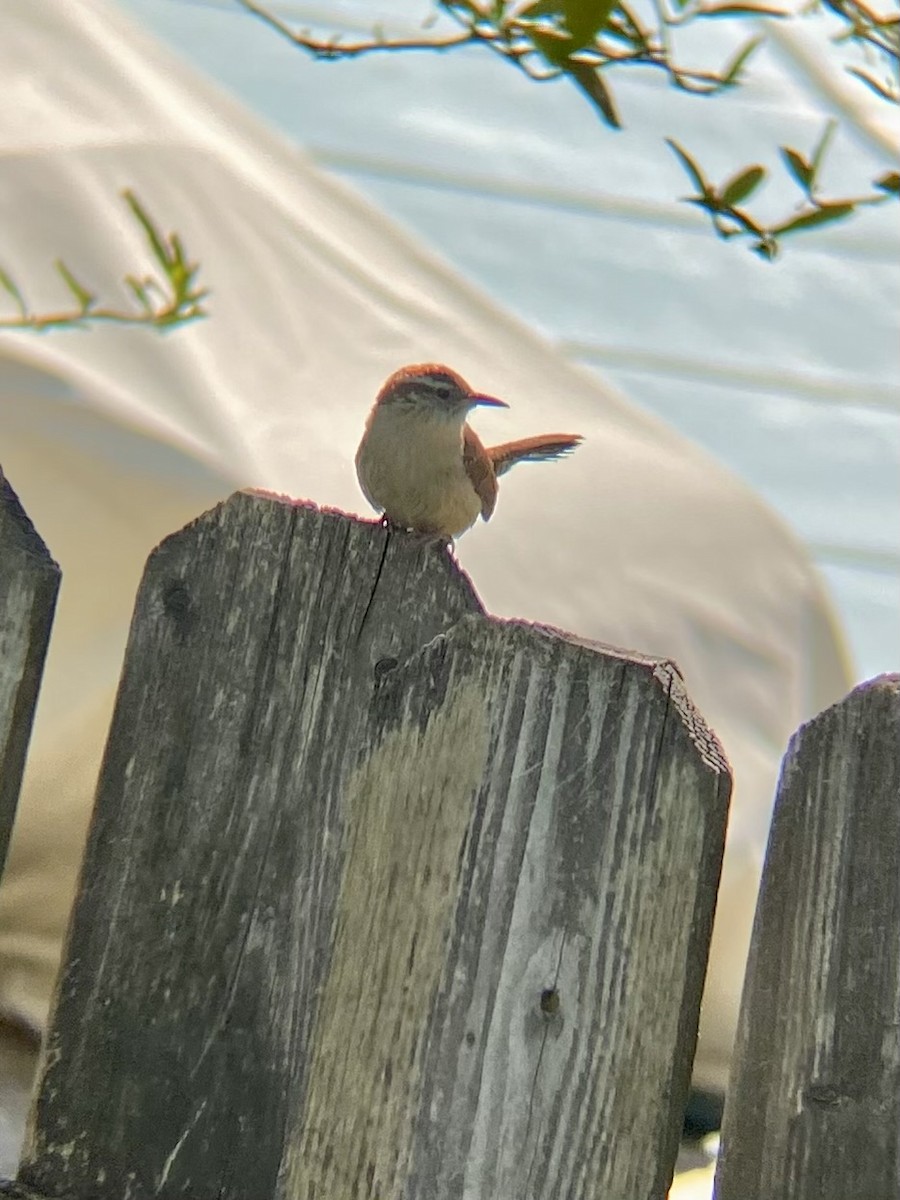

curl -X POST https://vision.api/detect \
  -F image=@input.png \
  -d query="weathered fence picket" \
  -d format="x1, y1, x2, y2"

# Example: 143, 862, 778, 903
715, 674, 900, 1199
0, 472, 59, 882
13, 490, 731, 1200
7, 483, 895, 1197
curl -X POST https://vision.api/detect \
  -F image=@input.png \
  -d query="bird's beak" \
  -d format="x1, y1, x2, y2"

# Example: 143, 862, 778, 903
469, 393, 509, 409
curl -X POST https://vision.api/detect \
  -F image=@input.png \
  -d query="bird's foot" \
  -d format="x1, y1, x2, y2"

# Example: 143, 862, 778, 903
379, 514, 453, 554
414, 530, 454, 557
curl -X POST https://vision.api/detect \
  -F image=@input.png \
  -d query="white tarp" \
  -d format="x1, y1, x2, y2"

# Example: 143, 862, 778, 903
0, 0, 851, 1110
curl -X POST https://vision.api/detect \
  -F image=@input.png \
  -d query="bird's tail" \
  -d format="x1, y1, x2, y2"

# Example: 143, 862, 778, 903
489, 434, 583, 476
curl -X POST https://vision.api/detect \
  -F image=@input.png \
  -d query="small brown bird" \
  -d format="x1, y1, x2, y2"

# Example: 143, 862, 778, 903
355, 363, 582, 538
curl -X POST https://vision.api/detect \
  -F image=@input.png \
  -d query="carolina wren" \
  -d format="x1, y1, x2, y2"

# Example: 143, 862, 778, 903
355, 363, 582, 538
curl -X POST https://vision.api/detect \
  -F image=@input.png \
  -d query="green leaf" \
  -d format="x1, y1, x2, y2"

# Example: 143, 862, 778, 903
720, 164, 766, 207
562, 0, 616, 48
0, 267, 27, 317
779, 147, 813, 191
809, 117, 837, 181
125, 275, 154, 314
55, 260, 95, 312
666, 139, 713, 198
517, 0, 564, 17
123, 189, 173, 270
771, 202, 855, 237
568, 60, 621, 127
167, 246, 189, 296
874, 171, 900, 195
529, 25, 572, 65
720, 34, 763, 86
169, 233, 188, 270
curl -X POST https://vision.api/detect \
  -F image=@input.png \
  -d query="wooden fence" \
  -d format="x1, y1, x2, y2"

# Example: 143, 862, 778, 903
0, 474, 897, 1200
0, 473, 59, 882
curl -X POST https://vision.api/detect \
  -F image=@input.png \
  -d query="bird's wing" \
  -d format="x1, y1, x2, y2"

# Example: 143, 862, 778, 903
489, 434, 583, 477
463, 425, 499, 521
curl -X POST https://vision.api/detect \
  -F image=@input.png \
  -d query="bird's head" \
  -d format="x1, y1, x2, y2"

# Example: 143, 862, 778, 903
375, 363, 509, 422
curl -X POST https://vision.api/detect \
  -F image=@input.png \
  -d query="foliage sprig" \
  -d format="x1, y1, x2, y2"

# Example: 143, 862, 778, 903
668, 120, 899, 258
0, 191, 208, 332
236, 0, 899, 258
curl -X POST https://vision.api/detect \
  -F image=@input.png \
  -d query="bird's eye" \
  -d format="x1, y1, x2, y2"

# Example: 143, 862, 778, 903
435, 386, 451, 401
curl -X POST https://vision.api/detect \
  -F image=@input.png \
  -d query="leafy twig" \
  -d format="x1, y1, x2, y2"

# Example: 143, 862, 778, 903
234, 0, 791, 129
668, 119, 898, 259
235, 0, 898, 255
0, 191, 208, 332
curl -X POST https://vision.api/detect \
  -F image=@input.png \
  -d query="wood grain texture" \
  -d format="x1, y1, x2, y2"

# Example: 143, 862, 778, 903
0, 1182, 68, 1200
283, 623, 731, 1200
19, 493, 730, 1200
715, 674, 900, 1200
0, 471, 59, 882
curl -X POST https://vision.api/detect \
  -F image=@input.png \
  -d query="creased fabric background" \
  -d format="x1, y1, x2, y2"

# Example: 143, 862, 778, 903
0, 0, 854, 1152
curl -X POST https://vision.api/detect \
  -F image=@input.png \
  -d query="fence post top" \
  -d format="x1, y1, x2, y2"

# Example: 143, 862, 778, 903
0, 471, 60, 572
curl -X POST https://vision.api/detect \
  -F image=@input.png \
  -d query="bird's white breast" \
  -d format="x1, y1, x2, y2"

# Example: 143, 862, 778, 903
356, 406, 482, 536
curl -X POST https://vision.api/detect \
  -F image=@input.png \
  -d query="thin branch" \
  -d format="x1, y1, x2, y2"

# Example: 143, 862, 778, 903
235, 0, 480, 57
233, 0, 767, 102
440, 4, 563, 82
0, 305, 207, 333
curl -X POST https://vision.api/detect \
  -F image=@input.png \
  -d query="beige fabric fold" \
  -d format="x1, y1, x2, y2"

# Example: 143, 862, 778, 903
0, 0, 851, 1093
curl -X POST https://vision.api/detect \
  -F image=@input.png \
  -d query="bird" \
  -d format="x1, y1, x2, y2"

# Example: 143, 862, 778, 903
355, 363, 582, 539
